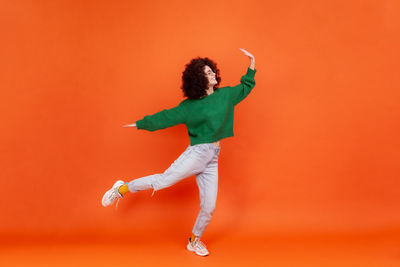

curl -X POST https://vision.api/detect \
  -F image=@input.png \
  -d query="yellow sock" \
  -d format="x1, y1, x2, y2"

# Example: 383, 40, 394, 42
190, 233, 197, 243
118, 183, 129, 195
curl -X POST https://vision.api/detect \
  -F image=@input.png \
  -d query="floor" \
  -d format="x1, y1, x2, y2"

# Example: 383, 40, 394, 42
1, 232, 400, 267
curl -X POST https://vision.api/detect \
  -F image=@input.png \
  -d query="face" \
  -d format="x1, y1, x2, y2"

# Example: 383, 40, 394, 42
203, 65, 217, 87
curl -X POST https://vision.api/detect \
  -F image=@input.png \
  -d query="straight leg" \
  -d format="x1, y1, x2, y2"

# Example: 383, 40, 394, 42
192, 146, 220, 237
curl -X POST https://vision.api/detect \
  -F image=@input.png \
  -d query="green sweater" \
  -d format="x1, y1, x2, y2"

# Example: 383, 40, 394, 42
136, 67, 257, 145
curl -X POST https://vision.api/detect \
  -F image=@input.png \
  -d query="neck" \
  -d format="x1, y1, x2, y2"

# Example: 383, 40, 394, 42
206, 87, 214, 95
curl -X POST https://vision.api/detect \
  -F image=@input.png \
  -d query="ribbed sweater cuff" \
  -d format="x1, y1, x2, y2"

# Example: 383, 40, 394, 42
136, 120, 144, 129
246, 67, 257, 77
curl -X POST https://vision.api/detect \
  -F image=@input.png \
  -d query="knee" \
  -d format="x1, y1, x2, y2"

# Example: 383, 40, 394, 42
201, 203, 216, 217
153, 172, 182, 191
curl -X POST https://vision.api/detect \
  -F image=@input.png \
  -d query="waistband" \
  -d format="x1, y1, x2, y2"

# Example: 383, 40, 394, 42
190, 142, 221, 150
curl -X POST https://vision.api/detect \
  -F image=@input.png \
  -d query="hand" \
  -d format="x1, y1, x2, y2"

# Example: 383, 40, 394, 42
239, 48, 255, 59
239, 48, 255, 70
123, 123, 137, 128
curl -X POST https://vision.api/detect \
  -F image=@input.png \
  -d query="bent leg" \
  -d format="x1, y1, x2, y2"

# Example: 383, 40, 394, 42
128, 144, 215, 193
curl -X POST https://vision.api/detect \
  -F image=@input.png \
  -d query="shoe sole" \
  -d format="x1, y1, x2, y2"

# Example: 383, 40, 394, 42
101, 188, 113, 207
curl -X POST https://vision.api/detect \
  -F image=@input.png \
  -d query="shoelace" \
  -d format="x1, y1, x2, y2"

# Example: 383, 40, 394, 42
113, 188, 122, 210
115, 198, 120, 210
192, 238, 206, 250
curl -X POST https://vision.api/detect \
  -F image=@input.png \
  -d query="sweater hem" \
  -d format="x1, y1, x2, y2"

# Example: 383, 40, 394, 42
189, 134, 234, 146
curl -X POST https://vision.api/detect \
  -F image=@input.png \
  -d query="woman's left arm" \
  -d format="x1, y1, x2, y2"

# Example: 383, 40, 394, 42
228, 48, 257, 106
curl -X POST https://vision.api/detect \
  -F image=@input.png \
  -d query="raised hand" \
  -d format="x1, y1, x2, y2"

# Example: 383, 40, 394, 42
239, 48, 255, 70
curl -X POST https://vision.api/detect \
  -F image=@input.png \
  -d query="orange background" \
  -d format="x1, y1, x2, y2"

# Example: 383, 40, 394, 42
1, 0, 400, 265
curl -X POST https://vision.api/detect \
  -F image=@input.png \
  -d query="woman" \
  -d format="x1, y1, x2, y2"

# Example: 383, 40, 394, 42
102, 48, 256, 256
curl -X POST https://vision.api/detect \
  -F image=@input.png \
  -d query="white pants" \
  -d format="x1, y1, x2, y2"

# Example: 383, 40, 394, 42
128, 143, 221, 237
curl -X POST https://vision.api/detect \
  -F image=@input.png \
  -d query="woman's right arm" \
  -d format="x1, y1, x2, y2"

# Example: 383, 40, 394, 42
123, 103, 186, 131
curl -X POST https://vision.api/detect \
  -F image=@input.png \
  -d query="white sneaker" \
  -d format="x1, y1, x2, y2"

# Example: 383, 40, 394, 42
187, 237, 209, 256
102, 180, 125, 207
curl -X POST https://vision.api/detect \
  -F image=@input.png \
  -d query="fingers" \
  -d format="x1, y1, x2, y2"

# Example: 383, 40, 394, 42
239, 48, 254, 59
239, 48, 248, 55
123, 124, 136, 127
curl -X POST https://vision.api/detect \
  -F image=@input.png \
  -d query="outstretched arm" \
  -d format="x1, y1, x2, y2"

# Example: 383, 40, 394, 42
123, 103, 186, 131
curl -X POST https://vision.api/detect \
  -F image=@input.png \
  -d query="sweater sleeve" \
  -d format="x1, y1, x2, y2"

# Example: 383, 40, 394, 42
229, 67, 257, 106
136, 102, 186, 132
